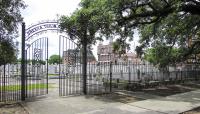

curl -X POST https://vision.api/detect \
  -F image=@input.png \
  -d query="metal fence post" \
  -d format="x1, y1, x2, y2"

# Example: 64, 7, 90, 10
3, 65, 6, 102
46, 38, 49, 94
21, 22, 26, 101
180, 70, 183, 82
109, 61, 112, 92
128, 65, 131, 84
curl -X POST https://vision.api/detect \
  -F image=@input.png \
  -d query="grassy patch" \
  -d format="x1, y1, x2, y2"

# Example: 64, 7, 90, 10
0, 83, 53, 91
48, 74, 59, 76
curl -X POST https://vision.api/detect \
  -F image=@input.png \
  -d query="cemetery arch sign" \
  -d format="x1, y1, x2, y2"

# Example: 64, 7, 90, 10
25, 20, 60, 41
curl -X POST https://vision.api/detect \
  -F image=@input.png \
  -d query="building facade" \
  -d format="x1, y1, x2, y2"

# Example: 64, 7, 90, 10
97, 43, 115, 62
63, 49, 96, 64
97, 43, 142, 64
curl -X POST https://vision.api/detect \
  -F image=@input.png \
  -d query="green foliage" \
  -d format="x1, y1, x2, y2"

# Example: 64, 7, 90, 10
0, 0, 25, 65
0, 0, 26, 35
79, 0, 200, 67
48, 55, 61, 65
0, 39, 17, 65
144, 46, 181, 68
60, 0, 200, 67
112, 39, 128, 57
119, 0, 200, 67
59, 0, 116, 46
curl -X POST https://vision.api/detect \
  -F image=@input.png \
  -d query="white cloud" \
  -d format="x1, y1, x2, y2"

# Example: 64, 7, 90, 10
22, 0, 80, 23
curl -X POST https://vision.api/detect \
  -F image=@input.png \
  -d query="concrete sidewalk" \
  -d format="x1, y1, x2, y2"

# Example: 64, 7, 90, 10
128, 90, 200, 114
22, 90, 200, 114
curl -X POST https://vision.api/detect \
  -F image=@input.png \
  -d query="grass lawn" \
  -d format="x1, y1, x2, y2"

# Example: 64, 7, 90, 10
0, 83, 53, 91
48, 74, 59, 76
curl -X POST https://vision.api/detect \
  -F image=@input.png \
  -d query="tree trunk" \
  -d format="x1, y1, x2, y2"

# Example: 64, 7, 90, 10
82, 35, 87, 95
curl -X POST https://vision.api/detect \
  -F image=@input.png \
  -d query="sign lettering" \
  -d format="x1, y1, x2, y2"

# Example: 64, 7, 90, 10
26, 21, 59, 40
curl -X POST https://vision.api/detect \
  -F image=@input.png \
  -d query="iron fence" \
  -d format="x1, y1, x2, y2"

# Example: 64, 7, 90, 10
87, 62, 200, 92
0, 64, 21, 102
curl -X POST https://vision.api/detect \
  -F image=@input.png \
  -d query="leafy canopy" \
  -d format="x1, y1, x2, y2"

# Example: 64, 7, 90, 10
48, 55, 61, 65
0, 0, 26, 65
75, 0, 200, 67
144, 46, 181, 68
59, 0, 125, 46
0, 0, 26, 37
109, 0, 200, 67
60, 0, 200, 67
0, 39, 17, 65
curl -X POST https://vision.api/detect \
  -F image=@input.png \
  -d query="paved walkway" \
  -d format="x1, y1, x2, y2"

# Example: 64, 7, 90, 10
22, 96, 164, 114
22, 89, 200, 114
21, 80, 200, 114
128, 90, 200, 114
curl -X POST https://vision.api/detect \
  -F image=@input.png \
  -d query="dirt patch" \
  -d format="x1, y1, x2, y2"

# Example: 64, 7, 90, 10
140, 84, 197, 97
0, 103, 28, 114
96, 93, 144, 103
181, 106, 200, 114
181, 82, 200, 89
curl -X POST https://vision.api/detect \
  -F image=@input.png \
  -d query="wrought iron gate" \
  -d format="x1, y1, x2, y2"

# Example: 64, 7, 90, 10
59, 35, 110, 96
59, 35, 82, 96
25, 37, 48, 98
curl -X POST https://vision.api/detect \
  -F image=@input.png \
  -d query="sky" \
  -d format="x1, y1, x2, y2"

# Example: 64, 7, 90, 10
18, 0, 139, 59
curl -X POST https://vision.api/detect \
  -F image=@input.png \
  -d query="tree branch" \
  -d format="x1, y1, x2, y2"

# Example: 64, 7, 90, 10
118, 6, 173, 25
117, 1, 200, 27
162, 0, 170, 6
181, 4, 200, 15
148, 3, 157, 11
188, 0, 200, 5
127, 17, 160, 28
120, 2, 150, 12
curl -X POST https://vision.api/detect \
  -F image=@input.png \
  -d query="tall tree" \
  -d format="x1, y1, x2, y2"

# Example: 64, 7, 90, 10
113, 0, 200, 67
0, 0, 26, 37
77, 0, 200, 68
144, 46, 180, 68
0, 39, 17, 65
59, 0, 114, 45
0, 0, 26, 64
59, 0, 115, 94
48, 55, 61, 65
112, 39, 128, 56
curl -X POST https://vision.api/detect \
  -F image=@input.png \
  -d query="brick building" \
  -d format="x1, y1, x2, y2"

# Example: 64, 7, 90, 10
97, 43, 142, 64
121, 53, 142, 64
63, 49, 96, 64
97, 43, 115, 62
